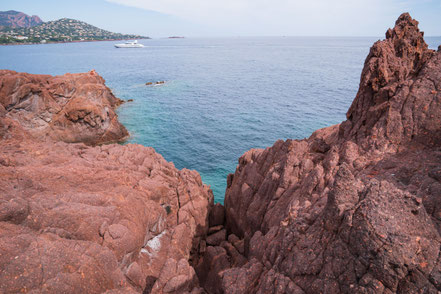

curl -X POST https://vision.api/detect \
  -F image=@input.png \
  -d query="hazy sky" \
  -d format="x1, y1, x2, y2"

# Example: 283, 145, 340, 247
2, 0, 441, 37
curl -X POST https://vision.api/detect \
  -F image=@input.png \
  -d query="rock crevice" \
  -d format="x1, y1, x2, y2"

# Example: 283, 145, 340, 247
1, 12, 440, 294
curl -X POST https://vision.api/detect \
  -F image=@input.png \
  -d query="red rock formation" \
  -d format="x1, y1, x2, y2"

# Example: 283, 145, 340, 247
200, 13, 441, 293
342, 13, 438, 150
0, 10, 43, 28
2, 13, 440, 294
0, 71, 214, 293
0, 70, 128, 145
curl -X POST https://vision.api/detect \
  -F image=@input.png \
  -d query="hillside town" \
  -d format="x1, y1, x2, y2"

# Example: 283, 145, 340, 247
0, 17, 148, 44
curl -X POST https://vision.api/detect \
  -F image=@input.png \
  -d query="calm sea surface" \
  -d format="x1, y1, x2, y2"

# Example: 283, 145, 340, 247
1, 37, 440, 203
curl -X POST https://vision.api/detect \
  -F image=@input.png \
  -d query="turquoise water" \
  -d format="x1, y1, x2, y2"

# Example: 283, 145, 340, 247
1, 37, 440, 203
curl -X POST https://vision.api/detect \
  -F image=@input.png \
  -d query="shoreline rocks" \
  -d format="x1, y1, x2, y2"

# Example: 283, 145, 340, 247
0, 70, 214, 293
146, 81, 166, 86
1, 12, 440, 294
0, 69, 129, 145
197, 13, 441, 293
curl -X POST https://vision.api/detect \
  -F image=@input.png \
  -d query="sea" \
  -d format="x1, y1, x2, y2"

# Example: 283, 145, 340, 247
1, 37, 440, 203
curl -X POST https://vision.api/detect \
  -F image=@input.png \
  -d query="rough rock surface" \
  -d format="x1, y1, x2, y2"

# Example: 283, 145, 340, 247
0, 10, 43, 28
0, 70, 128, 145
0, 71, 213, 293
213, 13, 441, 294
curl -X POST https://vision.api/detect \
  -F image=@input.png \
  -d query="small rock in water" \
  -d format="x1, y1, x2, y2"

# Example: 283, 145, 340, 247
146, 81, 166, 86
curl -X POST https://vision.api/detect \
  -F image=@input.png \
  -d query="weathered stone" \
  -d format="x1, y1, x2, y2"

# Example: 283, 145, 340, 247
206, 229, 227, 246
227, 234, 239, 244
2, 12, 441, 294
208, 225, 223, 234
220, 241, 247, 267
209, 203, 225, 227
0, 70, 128, 145
217, 13, 441, 293
196, 246, 230, 294
126, 262, 145, 288
0, 71, 214, 294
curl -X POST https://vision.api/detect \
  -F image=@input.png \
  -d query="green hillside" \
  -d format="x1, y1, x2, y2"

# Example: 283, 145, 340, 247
0, 18, 149, 44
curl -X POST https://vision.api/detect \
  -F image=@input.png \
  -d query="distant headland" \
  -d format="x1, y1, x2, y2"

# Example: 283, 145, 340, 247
0, 10, 149, 45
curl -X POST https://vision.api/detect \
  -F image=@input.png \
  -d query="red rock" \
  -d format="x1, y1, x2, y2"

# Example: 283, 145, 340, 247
196, 246, 230, 294
208, 225, 224, 234
221, 259, 265, 294
208, 203, 225, 227
152, 258, 199, 293
0, 71, 214, 293
227, 234, 239, 244
206, 229, 227, 246
0, 70, 128, 145
3, 12, 441, 294
220, 241, 247, 267
0, 10, 43, 28
217, 13, 441, 293
125, 262, 144, 288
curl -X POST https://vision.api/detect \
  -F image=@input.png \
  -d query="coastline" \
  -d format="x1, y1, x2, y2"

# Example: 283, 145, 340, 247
0, 69, 214, 293
0, 36, 151, 46
0, 13, 440, 294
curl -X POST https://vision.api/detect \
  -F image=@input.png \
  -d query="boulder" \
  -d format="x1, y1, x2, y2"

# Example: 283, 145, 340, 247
0, 69, 128, 145
206, 229, 227, 246
196, 246, 230, 294
208, 203, 225, 227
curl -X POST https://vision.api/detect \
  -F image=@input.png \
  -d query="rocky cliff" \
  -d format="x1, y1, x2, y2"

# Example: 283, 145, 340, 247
197, 13, 441, 294
0, 10, 43, 28
0, 71, 214, 293
1, 13, 440, 294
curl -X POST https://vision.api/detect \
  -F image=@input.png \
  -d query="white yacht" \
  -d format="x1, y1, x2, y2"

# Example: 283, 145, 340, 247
114, 40, 145, 48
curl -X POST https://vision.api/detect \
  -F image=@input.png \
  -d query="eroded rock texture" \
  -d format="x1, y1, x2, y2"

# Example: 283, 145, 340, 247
0, 10, 43, 28
0, 70, 128, 145
214, 13, 441, 294
0, 71, 213, 293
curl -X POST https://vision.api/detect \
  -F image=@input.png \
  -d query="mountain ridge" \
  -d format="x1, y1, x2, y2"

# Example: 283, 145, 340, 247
0, 10, 43, 28
0, 11, 148, 44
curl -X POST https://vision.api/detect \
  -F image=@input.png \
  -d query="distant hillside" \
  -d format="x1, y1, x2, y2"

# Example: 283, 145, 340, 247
0, 14, 149, 45
0, 10, 43, 28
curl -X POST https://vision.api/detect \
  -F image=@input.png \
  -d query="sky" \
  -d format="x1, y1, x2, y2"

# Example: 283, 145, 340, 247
1, 0, 441, 37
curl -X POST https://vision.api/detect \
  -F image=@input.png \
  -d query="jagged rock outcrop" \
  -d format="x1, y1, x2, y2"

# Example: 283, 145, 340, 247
342, 13, 439, 150
200, 13, 441, 293
0, 71, 214, 293
0, 70, 128, 145
0, 10, 43, 28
